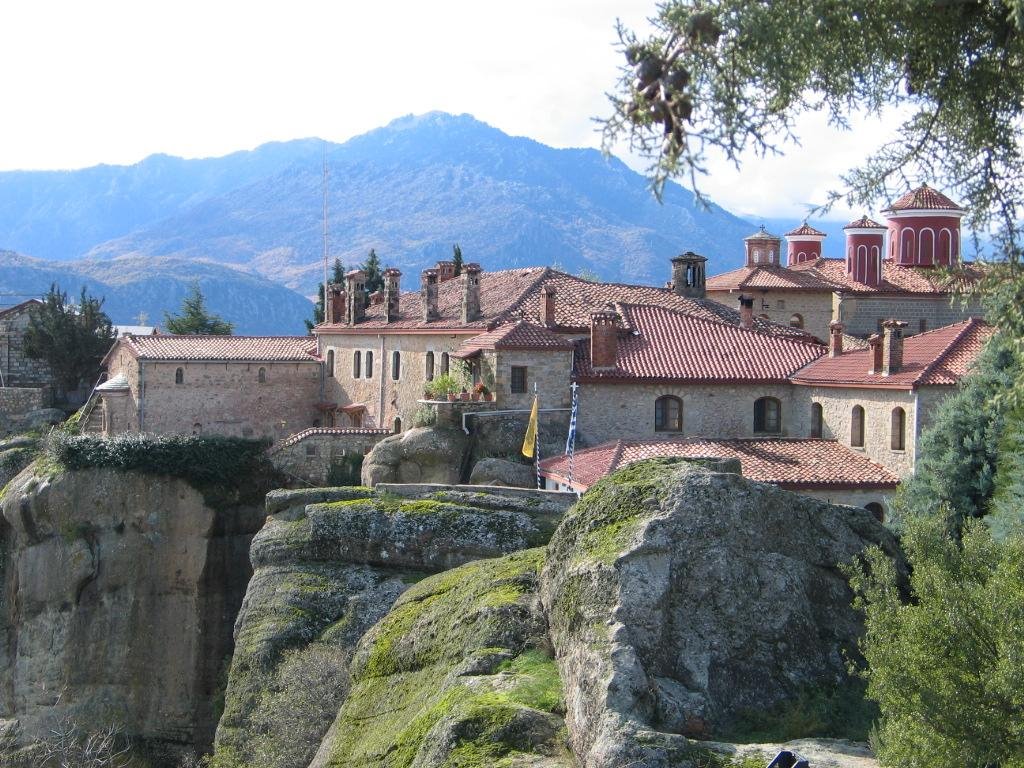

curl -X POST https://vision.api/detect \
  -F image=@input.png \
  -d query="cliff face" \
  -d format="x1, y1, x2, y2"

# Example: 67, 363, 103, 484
0, 463, 265, 764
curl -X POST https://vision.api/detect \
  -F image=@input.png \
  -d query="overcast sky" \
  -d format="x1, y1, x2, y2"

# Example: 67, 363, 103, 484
0, 0, 900, 220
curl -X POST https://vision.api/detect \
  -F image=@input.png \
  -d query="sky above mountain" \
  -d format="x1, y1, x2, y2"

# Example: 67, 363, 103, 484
0, 0, 901, 220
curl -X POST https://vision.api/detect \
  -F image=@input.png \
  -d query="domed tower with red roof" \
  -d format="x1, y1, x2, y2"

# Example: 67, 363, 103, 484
743, 225, 782, 267
844, 215, 887, 286
784, 222, 826, 266
882, 183, 965, 267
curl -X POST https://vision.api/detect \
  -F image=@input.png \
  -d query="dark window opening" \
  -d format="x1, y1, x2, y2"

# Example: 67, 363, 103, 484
810, 402, 823, 438
392, 350, 401, 381
851, 405, 865, 447
891, 407, 906, 450
754, 397, 782, 433
353, 351, 362, 379
654, 395, 683, 432
510, 366, 528, 394
425, 351, 435, 381
175, 367, 184, 385
365, 351, 374, 379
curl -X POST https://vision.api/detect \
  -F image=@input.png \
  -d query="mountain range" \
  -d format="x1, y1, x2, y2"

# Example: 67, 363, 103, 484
0, 112, 845, 332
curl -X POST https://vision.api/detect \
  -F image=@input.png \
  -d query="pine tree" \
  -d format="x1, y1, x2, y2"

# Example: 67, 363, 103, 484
23, 284, 116, 392
305, 258, 346, 332
164, 282, 234, 335
452, 244, 464, 276
362, 249, 384, 295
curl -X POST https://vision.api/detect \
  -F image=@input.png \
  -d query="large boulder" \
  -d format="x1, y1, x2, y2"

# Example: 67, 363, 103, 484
469, 457, 537, 488
541, 458, 903, 768
19, 408, 65, 431
215, 484, 573, 768
361, 426, 469, 486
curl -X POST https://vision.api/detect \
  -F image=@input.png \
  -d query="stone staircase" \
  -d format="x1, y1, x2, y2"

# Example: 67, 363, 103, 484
77, 392, 104, 434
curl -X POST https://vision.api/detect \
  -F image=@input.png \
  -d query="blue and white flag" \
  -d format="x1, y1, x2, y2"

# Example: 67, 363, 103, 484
565, 383, 578, 455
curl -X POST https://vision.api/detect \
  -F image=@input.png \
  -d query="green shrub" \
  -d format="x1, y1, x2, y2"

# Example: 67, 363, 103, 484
327, 453, 363, 486
44, 432, 279, 510
425, 372, 464, 398
410, 406, 436, 428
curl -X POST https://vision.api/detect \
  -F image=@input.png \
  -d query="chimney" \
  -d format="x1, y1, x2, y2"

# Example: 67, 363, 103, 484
420, 268, 440, 322
461, 263, 482, 324
738, 295, 754, 329
868, 334, 883, 374
345, 269, 366, 326
540, 285, 557, 327
829, 321, 844, 357
882, 319, 907, 376
435, 260, 456, 283
670, 251, 708, 298
383, 267, 402, 323
325, 283, 346, 325
590, 309, 620, 369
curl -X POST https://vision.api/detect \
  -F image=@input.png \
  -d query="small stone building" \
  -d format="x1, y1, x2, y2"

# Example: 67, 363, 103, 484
706, 185, 984, 341
268, 427, 390, 486
0, 300, 51, 387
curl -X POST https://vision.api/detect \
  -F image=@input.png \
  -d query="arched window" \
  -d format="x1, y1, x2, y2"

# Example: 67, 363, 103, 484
353, 351, 362, 379
393, 417, 402, 434
810, 402, 823, 438
175, 367, 184, 385
754, 397, 781, 433
192, 422, 202, 435
891, 407, 906, 450
851, 405, 865, 447
425, 351, 435, 381
864, 502, 884, 523
392, 350, 401, 380
789, 313, 804, 328
654, 395, 683, 432
753, 249, 761, 263
258, 367, 266, 383
441, 352, 450, 375
365, 351, 374, 378
326, 350, 335, 378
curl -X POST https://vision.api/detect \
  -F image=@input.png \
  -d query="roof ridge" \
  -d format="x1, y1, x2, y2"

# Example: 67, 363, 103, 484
490, 266, 554, 327
913, 318, 984, 385
622, 301, 826, 348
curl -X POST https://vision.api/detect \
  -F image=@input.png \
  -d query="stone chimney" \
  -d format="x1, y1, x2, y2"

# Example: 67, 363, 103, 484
383, 267, 402, 323
670, 251, 708, 299
345, 269, 366, 326
738, 295, 754, 329
420, 268, 439, 322
590, 309, 620, 369
882, 319, 907, 376
435, 260, 457, 283
540, 285, 557, 327
325, 283, 346, 325
868, 334, 883, 374
829, 321, 844, 357
461, 263, 482, 324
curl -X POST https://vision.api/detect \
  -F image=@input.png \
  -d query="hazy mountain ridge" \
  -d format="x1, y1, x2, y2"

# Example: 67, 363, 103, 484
0, 113, 761, 293
0, 251, 313, 335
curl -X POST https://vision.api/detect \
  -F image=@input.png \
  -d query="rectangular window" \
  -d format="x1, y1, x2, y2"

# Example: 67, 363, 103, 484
510, 366, 527, 394
918, 318, 927, 334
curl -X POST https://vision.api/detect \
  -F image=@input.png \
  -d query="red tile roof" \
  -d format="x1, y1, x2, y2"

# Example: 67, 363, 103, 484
574, 303, 825, 384
884, 184, 963, 212
785, 222, 826, 237
844, 215, 886, 229
791, 318, 992, 389
707, 257, 981, 296
315, 267, 813, 340
540, 438, 900, 491
271, 426, 390, 453
453, 320, 576, 358
0, 298, 42, 319
113, 334, 320, 362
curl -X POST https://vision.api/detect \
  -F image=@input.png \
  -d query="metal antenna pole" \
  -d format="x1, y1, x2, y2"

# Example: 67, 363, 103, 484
322, 143, 329, 312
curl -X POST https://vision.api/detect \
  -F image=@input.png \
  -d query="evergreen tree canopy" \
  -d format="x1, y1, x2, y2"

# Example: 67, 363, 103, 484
362, 249, 384, 295
164, 282, 234, 335
23, 284, 116, 391
305, 258, 346, 332
452, 244, 463, 276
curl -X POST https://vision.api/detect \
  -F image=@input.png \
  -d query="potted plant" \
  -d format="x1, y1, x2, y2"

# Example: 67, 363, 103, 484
460, 388, 470, 401
473, 382, 489, 402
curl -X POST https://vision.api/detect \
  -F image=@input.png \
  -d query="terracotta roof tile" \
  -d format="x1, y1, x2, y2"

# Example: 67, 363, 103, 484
785, 222, 827, 237
744, 225, 781, 241
884, 184, 963, 212
574, 303, 825, 383
271, 426, 390, 453
792, 318, 992, 388
844, 215, 886, 229
453, 320, 576, 358
540, 438, 900, 491
116, 334, 320, 362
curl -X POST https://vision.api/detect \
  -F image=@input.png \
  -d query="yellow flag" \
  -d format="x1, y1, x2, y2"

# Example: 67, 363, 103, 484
521, 396, 539, 458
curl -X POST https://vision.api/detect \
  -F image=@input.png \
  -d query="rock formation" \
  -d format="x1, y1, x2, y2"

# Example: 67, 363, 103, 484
0, 462, 266, 765
361, 427, 469, 486
469, 457, 537, 488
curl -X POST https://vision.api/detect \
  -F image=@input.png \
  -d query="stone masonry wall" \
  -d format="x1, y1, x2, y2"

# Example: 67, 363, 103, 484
0, 305, 53, 387
706, 289, 834, 341
485, 348, 574, 411
837, 293, 983, 338
270, 430, 389, 486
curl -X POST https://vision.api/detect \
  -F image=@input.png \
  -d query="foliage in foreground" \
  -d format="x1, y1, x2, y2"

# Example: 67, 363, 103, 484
848, 515, 1024, 768
44, 431, 277, 509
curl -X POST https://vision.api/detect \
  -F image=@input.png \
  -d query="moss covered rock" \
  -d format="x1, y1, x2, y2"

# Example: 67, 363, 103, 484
311, 549, 572, 768
541, 459, 903, 768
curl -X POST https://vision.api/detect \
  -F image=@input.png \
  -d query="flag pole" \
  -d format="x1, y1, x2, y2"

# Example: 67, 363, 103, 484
533, 382, 541, 490
565, 381, 580, 497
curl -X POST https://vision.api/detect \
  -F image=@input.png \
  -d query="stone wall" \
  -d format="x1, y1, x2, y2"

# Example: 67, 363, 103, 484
484, 348, 574, 411
0, 387, 50, 420
836, 293, 983, 338
107, 357, 322, 440
270, 429, 389, 486
797, 487, 895, 519
0, 304, 52, 387
706, 288, 835, 341
577, 382, 798, 446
